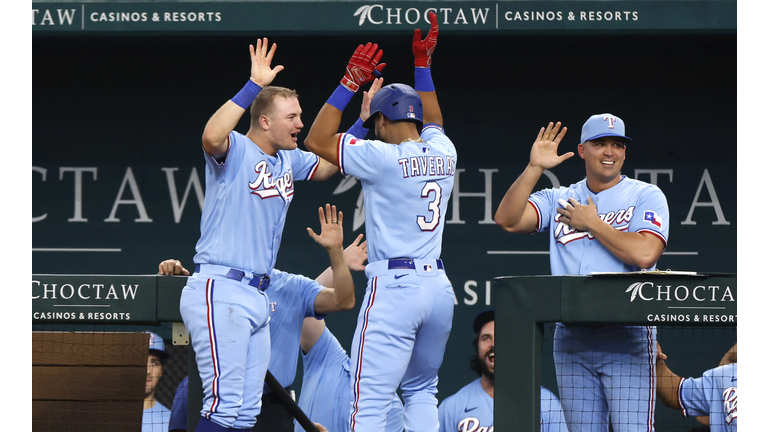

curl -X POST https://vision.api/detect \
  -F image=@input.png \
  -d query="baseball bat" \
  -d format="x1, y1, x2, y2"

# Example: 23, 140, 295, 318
264, 370, 320, 432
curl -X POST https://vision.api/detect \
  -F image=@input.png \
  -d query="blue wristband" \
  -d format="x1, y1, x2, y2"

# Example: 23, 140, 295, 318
231, 80, 262, 110
414, 67, 435, 92
346, 117, 369, 139
327, 84, 355, 111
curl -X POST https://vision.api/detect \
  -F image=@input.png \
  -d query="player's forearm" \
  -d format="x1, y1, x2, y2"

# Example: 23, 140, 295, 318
418, 90, 443, 127
656, 360, 682, 410
317, 245, 355, 312
589, 223, 663, 269
202, 101, 246, 156
328, 246, 355, 310
305, 102, 343, 164
494, 164, 544, 232
314, 266, 334, 288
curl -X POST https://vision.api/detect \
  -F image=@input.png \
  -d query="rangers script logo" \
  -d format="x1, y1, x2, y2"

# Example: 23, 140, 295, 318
723, 386, 737, 424
554, 206, 634, 244
456, 417, 493, 432
249, 160, 295, 200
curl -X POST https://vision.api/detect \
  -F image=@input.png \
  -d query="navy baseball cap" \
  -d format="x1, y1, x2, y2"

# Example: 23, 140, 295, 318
580, 113, 632, 143
147, 331, 169, 360
473, 309, 494, 334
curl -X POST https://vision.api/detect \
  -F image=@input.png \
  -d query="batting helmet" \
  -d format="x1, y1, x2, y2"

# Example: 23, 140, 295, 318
362, 83, 423, 130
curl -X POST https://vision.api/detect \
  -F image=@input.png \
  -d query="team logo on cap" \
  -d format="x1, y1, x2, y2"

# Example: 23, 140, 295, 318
643, 211, 662, 228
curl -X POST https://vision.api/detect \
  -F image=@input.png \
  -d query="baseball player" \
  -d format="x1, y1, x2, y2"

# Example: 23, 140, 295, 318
494, 115, 670, 432
143, 331, 171, 432
179, 38, 340, 432
304, 12, 456, 432
437, 310, 568, 432
169, 375, 188, 432
297, 317, 404, 432
656, 343, 737, 431
161, 207, 364, 432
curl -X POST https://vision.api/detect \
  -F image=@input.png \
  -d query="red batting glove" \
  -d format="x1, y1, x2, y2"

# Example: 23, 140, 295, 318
340, 42, 384, 93
413, 11, 438, 68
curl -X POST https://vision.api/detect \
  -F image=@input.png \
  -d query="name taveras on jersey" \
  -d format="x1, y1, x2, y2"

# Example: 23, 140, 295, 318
398, 155, 457, 178
249, 161, 295, 201
554, 206, 635, 244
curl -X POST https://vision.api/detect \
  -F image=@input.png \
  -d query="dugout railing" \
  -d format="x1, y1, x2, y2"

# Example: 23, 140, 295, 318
32, 274, 191, 431
32, 273, 736, 431
494, 273, 737, 431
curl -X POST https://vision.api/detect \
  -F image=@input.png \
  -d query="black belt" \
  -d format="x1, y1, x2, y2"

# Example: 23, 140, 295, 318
388, 258, 444, 270
195, 264, 270, 291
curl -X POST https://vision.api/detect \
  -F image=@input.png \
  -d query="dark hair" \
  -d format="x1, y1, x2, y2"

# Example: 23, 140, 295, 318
149, 349, 168, 366
468, 333, 483, 376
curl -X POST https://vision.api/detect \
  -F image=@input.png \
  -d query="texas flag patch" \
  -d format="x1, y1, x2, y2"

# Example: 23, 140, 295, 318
643, 211, 663, 228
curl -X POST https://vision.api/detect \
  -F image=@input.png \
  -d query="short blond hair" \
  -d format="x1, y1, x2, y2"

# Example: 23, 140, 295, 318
250, 86, 299, 122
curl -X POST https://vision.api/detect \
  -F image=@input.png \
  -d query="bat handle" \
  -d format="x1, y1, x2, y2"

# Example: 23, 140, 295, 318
264, 370, 319, 432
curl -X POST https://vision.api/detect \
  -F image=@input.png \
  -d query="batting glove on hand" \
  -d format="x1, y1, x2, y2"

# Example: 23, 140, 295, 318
413, 11, 438, 68
341, 42, 385, 93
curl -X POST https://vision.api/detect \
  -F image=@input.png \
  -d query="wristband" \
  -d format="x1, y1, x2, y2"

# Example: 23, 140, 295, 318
414, 67, 435, 92
346, 117, 369, 139
231, 80, 262, 110
327, 84, 355, 111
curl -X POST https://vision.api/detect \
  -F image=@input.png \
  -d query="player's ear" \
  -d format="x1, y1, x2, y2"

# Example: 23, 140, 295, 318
577, 143, 586, 159
259, 114, 271, 130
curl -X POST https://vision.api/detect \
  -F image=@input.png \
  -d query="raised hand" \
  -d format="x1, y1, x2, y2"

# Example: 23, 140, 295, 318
307, 204, 344, 250
360, 77, 384, 122
341, 42, 384, 93
413, 11, 439, 67
249, 37, 284, 87
529, 122, 573, 171
344, 234, 368, 271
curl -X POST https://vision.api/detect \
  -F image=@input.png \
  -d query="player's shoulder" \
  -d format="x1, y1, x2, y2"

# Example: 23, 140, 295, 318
621, 176, 667, 195
540, 386, 558, 399
442, 378, 482, 405
269, 269, 318, 290
707, 362, 738, 381
421, 124, 455, 148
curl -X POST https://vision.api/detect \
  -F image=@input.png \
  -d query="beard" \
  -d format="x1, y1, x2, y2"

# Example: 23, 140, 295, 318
480, 349, 494, 381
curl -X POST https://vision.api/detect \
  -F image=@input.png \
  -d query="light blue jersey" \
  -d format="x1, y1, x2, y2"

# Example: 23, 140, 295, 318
529, 175, 670, 432
342, 124, 457, 432
193, 130, 320, 275
679, 363, 737, 431
337, 125, 457, 262
297, 327, 405, 432
182, 129, 320, 430
528, 176, 669, 275
264, 269, 326, 391
142, 402, 171, 432
437, 379, 567, 432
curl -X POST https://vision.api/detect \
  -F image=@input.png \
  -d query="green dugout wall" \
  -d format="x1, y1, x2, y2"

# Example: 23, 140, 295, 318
32, 273, 737, 430
32, 0, 737, 429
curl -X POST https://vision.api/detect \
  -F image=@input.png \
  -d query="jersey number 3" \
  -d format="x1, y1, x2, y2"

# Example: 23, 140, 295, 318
418, 181, 443, 231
